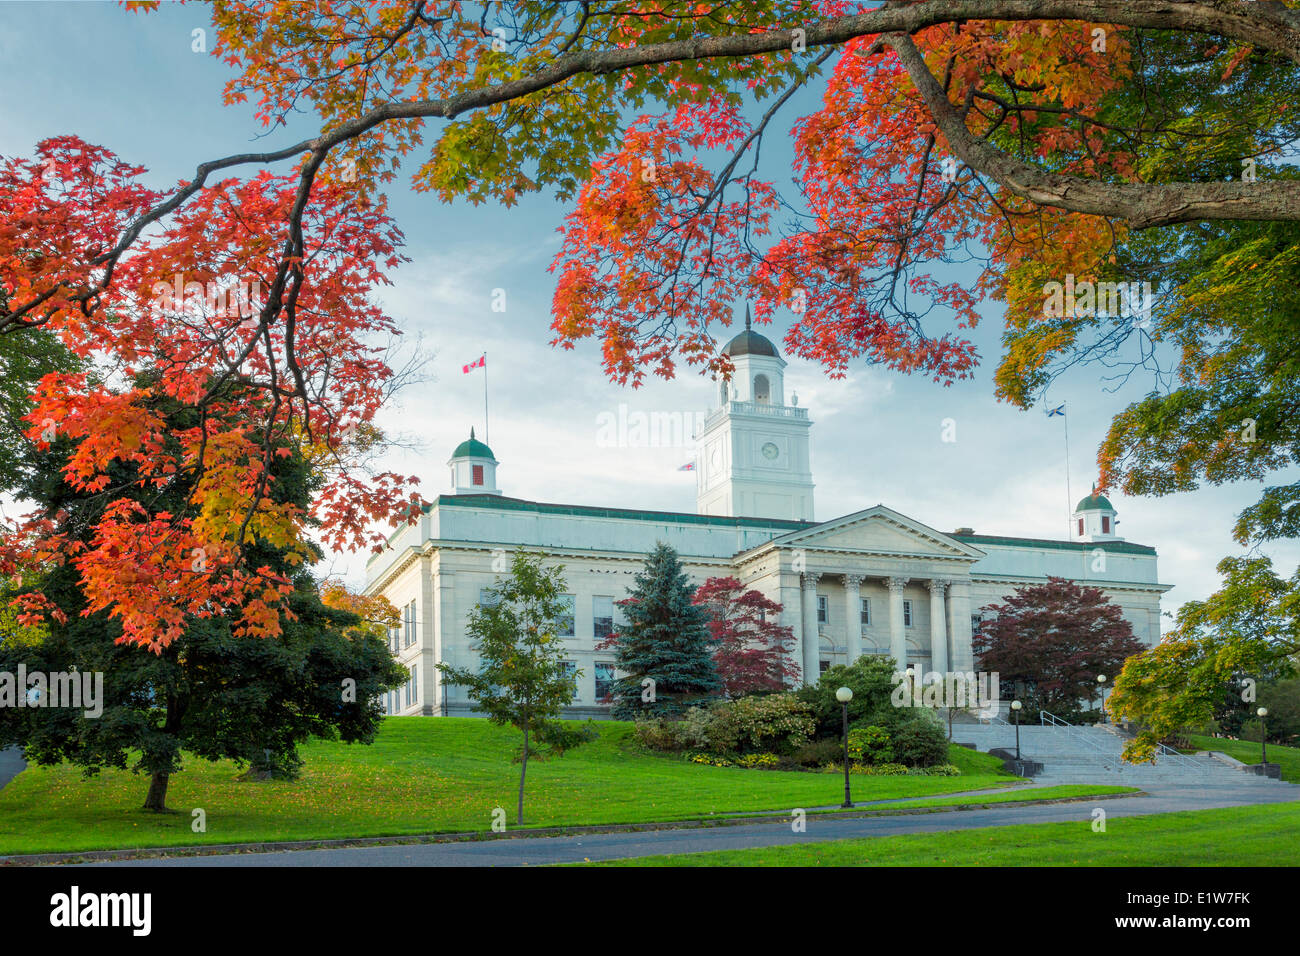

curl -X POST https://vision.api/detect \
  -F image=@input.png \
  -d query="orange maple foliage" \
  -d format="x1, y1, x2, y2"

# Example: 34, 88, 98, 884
0, 138, 419, 650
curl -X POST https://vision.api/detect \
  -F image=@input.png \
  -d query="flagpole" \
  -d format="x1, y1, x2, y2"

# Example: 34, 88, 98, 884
483, 352, 489, 447
1063, 404, 1073, 539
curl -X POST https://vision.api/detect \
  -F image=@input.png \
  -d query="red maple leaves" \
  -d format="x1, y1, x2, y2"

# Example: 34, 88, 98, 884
0, 137, 419, 650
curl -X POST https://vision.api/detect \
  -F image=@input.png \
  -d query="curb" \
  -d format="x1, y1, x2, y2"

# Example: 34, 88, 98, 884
0, 790, 1145, 866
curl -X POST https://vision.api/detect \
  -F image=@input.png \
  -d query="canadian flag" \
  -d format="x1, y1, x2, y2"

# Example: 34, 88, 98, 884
462, 354, 486, 374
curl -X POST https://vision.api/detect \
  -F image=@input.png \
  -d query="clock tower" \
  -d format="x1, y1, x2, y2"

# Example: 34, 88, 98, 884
695, 306, 815, 521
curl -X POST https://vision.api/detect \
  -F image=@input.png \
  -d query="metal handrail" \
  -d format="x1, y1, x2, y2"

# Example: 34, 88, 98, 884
1153, 741, 1214, 774
1038, 710, 1113, 756
1040, 710, 1211, 774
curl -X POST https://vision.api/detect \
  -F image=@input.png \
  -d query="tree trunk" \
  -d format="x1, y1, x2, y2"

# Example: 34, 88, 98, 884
517, 723, 529, 826
143, 771, 170, 812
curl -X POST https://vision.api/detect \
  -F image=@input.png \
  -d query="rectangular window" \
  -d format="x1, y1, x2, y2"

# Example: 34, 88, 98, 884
594, 662, 616, 702
410, 665, 418, 707
478, 588, 499, 608
405, 600, 417, 647
860, 598, 871, 627
1101, 516, 1110, 534
593, 596, 614, 640
816, 595, 827, 625
971, 614, 983, 636
1078, 517, 1084, 535
472, 464, 484, 486
556, 594, 576, 637
559, 661, 578, 702
819, 660, 830, 674
903, 600, 913, 627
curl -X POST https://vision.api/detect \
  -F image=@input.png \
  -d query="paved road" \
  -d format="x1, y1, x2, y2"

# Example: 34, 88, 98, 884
86, 779, 1300, 867
0, 747, 24, 791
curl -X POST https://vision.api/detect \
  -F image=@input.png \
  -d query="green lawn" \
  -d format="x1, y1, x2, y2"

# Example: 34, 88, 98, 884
866, 784, 1136, 811
0, 717, 1019, 856
589, 802, 1300, 866
1186, 734, 1300, 782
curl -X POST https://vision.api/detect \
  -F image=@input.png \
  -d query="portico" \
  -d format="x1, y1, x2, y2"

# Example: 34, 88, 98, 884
734, 504, 986, 684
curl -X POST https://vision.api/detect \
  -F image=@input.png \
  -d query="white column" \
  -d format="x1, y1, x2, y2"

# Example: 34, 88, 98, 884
436, 569, 456, 715
843, 574, 864, 664
780, 574, 804, 688
801, 572, 821, 685
928, 578, 949, 675
948, 580, 975, 672
886, 576, 909, 671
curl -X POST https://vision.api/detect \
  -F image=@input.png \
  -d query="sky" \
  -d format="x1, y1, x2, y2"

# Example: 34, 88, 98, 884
2, 1, 1295, 628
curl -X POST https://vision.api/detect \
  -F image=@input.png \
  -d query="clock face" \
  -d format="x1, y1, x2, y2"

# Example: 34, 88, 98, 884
761, 441, 780, 461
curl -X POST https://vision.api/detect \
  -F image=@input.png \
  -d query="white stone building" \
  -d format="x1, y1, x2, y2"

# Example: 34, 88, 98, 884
364, 317, 1171, 717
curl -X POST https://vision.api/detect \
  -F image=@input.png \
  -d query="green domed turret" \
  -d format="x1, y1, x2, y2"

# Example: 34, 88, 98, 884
451, 427, 496, 461
1075, 492, 1114, 512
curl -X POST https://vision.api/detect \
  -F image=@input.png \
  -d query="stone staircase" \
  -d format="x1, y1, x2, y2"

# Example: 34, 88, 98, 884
953, 719, 1290, 787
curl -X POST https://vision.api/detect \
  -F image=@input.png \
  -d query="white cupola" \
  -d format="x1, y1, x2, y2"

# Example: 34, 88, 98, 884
448, 428, 501, 495
1072, 485, 1121, 542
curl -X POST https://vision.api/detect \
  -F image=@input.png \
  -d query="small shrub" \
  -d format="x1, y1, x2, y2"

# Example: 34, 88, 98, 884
697, 693, 816, 755
791, 739, 842, 768
847, 724, 893, 764
734, 752, 781, 769
921, 764, 961, 776
685, 751, 733, 767
679, 705, 717, 750
632, 718, 688, 752
890, 714, 949, 767
869, 762, 910, 776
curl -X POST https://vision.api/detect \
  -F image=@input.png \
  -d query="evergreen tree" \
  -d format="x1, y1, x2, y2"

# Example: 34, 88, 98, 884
600, 542, 720, 719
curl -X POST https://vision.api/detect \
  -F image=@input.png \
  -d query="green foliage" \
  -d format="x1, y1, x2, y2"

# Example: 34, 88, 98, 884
888, 715, 950, 768
796, 654, 899, 738
687, 693, 815, 756
790, 738, 843, 769
0, 314, 81, 495
631, 717, 689, 752
846, 725, 893, 765
603, 542, 721, 719
438, 551, 576, 736
1110, 556, 1300, 761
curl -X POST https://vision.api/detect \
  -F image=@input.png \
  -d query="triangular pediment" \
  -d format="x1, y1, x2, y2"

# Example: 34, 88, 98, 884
762, 505, 985, 560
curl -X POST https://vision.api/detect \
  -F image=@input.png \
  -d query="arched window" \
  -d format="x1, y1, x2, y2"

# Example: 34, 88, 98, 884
753, 373, 770, 404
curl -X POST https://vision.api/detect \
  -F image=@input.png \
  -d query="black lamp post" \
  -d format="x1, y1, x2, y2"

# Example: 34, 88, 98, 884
836, 686, 854, 808
1097, 674, 1107, 722
1258, 706, 1269, 767
1011, 699, 1022, 761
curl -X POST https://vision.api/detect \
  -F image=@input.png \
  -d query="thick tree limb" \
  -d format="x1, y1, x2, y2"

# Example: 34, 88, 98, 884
888, 32, 1300, 228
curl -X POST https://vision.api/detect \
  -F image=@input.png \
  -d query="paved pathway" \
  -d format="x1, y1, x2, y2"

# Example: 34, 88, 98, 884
0, 747, 24, 791
83, 778, 1300, 867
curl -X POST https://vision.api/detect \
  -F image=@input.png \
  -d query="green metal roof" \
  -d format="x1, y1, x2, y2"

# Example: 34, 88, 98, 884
434, 494, 815, 531
951, 532, 1154, 556
1074, 493, 1115, 512
450, 428, 495, 461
